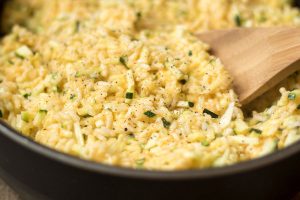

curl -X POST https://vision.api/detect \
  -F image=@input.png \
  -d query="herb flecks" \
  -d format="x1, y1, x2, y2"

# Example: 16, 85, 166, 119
75, 72, 81, 78
70, 94, 76, 100
234, 14, 242, 27
136, 12, 142, 20
179, 79, 187, 85
128, 133, 135, 139
126, 92, 134, 99
82, 114, 92, 118
56, 86, 62, 93
162, 118, 171, 129
144, 111, 156, 118
75, 20, 81, 33
188, 102, 194, 108
203, 109, 218, 118
23, 93, 31, 99
39, 109, 48, 114
288, 92, 296, 100
250, 128, 262, 134
119, 56, 129, 69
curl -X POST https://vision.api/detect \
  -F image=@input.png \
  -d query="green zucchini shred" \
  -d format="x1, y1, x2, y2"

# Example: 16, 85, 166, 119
201, 141, 210, 147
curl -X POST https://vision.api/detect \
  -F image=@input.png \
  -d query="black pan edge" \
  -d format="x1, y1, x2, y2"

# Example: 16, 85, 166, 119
1, 0, 300, 182
1, 119, 300, 180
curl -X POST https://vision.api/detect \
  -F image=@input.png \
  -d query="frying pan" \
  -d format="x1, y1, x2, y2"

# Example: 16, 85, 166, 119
1, 1, 300, 200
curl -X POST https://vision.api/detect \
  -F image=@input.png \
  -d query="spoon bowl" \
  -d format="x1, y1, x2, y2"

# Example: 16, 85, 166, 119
197, 27, 300, 105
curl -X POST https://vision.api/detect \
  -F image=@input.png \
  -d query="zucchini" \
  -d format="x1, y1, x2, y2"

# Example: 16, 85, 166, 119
15, 45, 33, 59
21, 112, 30, 123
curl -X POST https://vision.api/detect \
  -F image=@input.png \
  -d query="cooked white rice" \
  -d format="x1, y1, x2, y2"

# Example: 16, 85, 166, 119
0, 0, 300, 170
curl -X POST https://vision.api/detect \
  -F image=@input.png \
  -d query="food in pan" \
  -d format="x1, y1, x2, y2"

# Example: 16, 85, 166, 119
0, 0, 300, 170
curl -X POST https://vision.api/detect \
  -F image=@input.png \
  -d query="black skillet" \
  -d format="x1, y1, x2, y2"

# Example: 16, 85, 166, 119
1, 1, 300, 200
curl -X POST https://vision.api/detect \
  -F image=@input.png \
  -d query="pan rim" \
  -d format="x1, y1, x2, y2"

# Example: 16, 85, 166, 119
0, 119, 299, 180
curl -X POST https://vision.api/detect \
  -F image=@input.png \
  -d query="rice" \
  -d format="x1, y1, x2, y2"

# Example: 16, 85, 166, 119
0, 0, 300, 170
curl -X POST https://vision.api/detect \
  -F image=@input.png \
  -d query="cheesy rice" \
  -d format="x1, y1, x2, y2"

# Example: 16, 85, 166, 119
0, 0, 300, 170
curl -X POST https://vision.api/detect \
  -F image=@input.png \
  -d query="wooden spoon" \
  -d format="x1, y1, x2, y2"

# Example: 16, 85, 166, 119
197, 27, 300, 105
